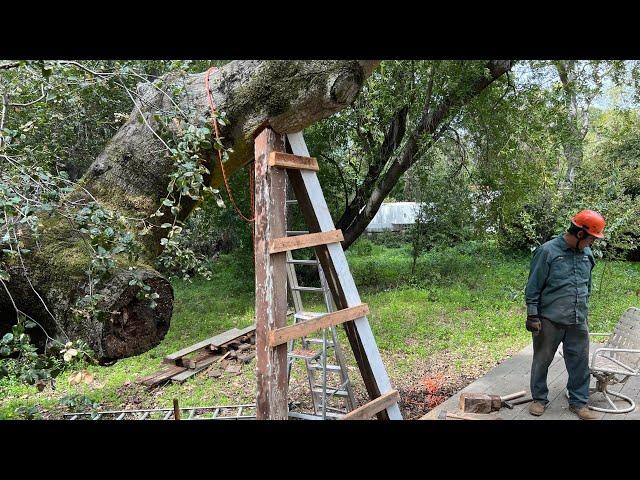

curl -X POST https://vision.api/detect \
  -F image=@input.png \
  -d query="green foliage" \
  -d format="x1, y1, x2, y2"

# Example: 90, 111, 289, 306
576, 108, 640, 259
0, 317, 93, 387
367, 230, 410, 249
14, 405, 42, 420
1, 60, 234, 336
59, 393, 99, 412
349, 237, 374, 256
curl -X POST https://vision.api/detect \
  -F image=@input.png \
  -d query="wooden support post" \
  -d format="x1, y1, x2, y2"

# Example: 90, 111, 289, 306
173, 398, 181, 420
254, 128, 289, 420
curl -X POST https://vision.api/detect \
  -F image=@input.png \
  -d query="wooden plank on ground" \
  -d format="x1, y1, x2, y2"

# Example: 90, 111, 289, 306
164, 325, 256, 363
139, 365, 187, 387
170, 365, 209, 383
163, 329, 240, 363
180, 349, 214, 369
269, 230, 343, 254
268, 151, 319, 171
195, 354, 223, 369
269, 304, 369, 347
341, 390, 400, 420
214, 324, 256, 347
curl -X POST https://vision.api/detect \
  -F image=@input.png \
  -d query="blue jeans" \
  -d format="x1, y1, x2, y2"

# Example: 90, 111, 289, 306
530, 317, 590, 407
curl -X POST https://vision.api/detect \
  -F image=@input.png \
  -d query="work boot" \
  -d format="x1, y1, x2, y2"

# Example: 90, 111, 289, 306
569, 404, 598, 420
528, 401, 545, 416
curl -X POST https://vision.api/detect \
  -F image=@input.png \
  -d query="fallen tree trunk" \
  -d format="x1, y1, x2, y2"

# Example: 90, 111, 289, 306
0, 60, 379, 362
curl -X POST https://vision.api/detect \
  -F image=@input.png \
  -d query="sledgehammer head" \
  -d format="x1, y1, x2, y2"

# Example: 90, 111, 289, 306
458, 393, 501, 413
458, 390, 527, 413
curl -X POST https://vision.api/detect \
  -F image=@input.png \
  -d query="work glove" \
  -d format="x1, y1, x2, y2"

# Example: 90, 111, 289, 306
526, 315, 542, 336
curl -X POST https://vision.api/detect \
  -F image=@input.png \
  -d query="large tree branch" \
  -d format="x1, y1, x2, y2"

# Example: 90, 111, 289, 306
338, 104, 409, 232
1, 60, 379, 361
339, 60, 514, 249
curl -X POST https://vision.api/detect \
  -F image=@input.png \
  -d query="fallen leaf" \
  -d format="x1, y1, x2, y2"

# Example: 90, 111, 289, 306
68, 370, 94, 385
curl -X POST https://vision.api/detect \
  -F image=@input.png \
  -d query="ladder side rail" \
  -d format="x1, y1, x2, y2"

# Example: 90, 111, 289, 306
319, 262, 356, 410
286, 132, 402, 420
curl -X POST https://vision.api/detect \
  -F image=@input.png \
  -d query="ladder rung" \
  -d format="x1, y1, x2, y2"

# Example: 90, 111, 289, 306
268, 151, 319, 171
288, 411, 323, 420
286, 199, 298, 205
163, 410, 173, 420
317, 405, 349, 414
288, 348, 322, 360
288, 411, 344, 420
305, 338, 335, 346
318, 404, 349, 414
270, 230, 343, 254
309, 363, 342, 371
292, 286, 325, 292
269, 304, 369, 347
286, 230, 309, 236
286, 259, 319, 265
116, 412, 126, 420
312, 387, 349, 397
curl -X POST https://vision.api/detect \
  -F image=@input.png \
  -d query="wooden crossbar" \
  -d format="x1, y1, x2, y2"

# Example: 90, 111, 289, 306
268, 152, 319, 171
269, 229, 343, 254
340, 390, 400, 420
268, 304, 369, 347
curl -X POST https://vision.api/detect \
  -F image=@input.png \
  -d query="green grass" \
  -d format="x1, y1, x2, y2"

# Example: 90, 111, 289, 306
1, 241, 638, 419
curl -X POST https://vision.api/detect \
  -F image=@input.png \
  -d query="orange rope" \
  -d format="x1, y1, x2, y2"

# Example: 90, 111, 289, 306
205, 66, 255, 224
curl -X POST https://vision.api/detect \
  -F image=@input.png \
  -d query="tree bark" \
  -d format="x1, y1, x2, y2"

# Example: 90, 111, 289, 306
554, 60, 588, 185
0, 60, 379, 362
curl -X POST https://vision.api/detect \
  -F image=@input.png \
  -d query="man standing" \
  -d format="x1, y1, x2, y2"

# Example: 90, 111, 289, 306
525, 209, 606, 420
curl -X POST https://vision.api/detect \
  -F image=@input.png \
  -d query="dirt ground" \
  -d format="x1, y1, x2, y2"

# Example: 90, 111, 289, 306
39, 346, 521, 420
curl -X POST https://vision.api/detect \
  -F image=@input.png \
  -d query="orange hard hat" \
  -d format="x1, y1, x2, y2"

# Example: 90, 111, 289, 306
571, 209, 606, 239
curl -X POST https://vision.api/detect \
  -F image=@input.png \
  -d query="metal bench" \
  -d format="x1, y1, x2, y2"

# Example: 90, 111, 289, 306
586, 307, 640, 413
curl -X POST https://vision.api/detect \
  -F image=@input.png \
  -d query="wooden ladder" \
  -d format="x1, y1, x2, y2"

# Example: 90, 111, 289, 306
254, 128, 402, 420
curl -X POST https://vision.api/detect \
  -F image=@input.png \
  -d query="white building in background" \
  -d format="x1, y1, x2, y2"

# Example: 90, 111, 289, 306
365, 202, 423, 232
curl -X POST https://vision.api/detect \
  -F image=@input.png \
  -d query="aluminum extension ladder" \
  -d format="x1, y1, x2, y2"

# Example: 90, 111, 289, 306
285, 195, 356, 420
63, 404, 257, 420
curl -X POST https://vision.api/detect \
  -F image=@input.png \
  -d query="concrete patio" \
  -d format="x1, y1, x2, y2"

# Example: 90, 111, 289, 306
421, 342, 640, 420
